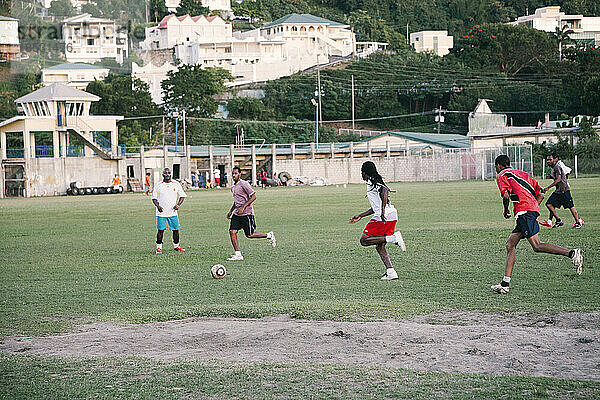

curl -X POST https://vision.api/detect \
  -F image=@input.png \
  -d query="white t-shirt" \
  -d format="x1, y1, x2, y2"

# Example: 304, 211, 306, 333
151, 180, 187, 217
366, 182, 398, 221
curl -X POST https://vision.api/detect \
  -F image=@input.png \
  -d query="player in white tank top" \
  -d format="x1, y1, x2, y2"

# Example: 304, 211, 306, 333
348, 161, 406, 280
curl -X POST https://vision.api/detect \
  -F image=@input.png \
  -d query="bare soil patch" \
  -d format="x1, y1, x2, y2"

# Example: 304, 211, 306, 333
2, 311, 599, 381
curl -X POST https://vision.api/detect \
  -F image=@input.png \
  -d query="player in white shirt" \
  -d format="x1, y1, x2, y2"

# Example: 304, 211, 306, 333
348, 161, 406, 280
151, 168, 187, 254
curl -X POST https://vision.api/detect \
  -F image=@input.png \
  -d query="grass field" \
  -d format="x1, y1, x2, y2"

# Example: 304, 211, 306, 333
1, 178, 599, 398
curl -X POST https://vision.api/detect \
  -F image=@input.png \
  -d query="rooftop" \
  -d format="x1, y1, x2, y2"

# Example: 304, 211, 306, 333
363, 131, 470, 148
15, 83, 101, 103
43, 63, 110, 71
262, 13, 347, 28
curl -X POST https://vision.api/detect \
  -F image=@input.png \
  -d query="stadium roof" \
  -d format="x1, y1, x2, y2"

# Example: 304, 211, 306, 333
361, 131, 470, 148
0, 16, 18, 21
15, 83, 100, 103
43, 63, 109, 71
262, 13, 347, 28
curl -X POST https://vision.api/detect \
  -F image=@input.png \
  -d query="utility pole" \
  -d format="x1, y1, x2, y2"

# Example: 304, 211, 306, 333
317, 67, 322, 130
182, 110, 186, 156
162, 115, 165, 143
351, 74, 355, 133
435, 107, 444, 135
406, 23, 409, 45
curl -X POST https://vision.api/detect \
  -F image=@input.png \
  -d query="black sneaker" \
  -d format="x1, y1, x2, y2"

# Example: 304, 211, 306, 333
572, 222, 582, 229
554, 221, 564, 227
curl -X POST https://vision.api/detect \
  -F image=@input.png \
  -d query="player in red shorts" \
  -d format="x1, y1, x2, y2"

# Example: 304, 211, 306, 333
348, 161, 406, 280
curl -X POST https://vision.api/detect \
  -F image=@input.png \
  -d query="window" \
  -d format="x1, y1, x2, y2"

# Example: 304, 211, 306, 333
87, 38, 95, 45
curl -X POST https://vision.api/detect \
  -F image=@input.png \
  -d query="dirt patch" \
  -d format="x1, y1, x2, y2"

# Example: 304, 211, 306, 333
2, 311, 599, 381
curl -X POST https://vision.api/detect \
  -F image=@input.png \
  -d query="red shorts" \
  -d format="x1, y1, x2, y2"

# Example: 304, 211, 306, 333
363, 219, 396, 236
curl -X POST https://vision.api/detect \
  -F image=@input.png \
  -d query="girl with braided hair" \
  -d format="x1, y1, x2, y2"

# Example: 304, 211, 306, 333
349, 161, 406, 280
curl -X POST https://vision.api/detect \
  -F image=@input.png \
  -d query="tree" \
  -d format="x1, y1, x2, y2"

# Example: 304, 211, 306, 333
81, 3, 103, 17
86, 74, 161, 145
161, 65, 233, 117
48, 0, 76, 17
149, 0, 169, 22
176, 0, 209, 16
227, 97, 273, 120
553, 25, 574, 62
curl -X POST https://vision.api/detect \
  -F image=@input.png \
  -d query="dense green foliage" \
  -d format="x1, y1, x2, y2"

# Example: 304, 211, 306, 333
86, 74, 161, 145
2, 0, 599, 146
176, 0, 209, 17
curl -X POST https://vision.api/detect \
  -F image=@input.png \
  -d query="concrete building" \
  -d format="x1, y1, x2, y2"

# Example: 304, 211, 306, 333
0, 83, 123, 198
165, 0, 232, 13
0, 16, 20, 61
62, 14, 128, 64
510, 6, 600, 46
141, 14, 232, 51
468, 99, 571, 148
135, 13, 357, 103
131, 61, 178, 104
410, 31, 453, 57
41, 63, 110, 90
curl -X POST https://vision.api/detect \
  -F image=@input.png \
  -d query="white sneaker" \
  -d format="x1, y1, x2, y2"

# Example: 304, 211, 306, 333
267, 231, 276, 248
571, 248, 583, 275
491, 283, 510, 294
393, 231, 406, 251
227, 254, 244, 261
381, 269, 398, 280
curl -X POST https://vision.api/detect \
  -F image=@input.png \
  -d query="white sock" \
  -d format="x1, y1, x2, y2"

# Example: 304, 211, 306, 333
235, 251, 242, 256
267, 232, 273, 239
173, 243, 179, 249
502, 276, 511, 284
579, 218, 583, 224
385, 235, 395, 243
156, 243, 162, 250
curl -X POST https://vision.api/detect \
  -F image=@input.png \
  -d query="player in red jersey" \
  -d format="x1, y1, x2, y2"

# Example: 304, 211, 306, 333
491, 155, 583, 294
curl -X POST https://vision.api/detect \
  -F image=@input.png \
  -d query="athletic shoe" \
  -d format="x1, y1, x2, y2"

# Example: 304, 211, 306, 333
579, 219, 585, 226
571, 248, 583, 275
491, 283, 510, 294
572, 222, 583, 229
554, 220, 564, 228
540, 220, 552, 227
174, 246, 185, 252
393, 231, 406, 251
267, 231, 276, 248
227, 254, 244, 261
155, 248, 162, 255
381, 269, 398, 280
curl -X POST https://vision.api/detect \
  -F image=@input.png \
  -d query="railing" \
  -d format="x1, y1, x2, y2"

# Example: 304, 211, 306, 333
67, 145, 85, 157
7, 147, 24, 158
92, 132, 112, 152
34, 145, 54, 157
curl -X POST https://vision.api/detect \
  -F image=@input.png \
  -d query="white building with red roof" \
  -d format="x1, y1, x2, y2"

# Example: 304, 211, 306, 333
141, 14, 232, 50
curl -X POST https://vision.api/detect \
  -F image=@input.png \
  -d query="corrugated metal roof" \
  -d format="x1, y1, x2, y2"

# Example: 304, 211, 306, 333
262, 13, 347, 28
15, 83, 100, 103
361, 131, 470, 148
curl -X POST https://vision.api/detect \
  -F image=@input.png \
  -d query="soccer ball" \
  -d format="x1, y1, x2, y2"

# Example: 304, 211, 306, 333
211, 264, 226, 279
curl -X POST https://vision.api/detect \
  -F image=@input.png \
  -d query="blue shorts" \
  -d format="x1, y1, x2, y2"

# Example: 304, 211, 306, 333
512, 211, 540, 239
157, 215, 180, 231
546, 190, 574, 209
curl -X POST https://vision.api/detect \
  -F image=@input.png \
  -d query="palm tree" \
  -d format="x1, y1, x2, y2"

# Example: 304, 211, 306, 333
554, 25, 574, 62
